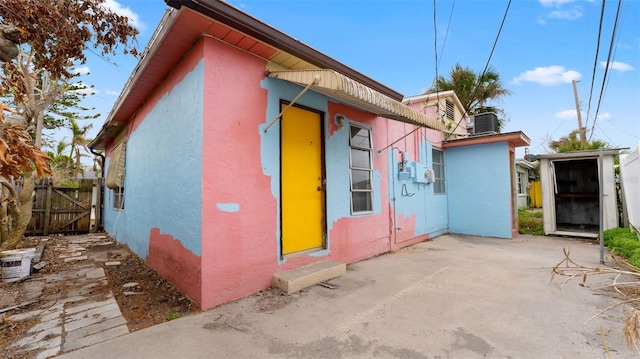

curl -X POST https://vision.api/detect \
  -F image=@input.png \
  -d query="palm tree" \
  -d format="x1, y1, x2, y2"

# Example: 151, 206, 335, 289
428, 63, 511, 131
548, 130, 609, 153
47, 139, 71, 172
67, 118, 93, 181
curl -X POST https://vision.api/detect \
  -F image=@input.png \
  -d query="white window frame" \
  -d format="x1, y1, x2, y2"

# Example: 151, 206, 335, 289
517, 171, 528, 195
432, 148, 446, 194
113, 186, 125, 210
349, 123, 373, 214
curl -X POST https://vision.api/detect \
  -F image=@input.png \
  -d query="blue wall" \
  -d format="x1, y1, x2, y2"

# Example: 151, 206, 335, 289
103, 60, 205, 258
446, 142, 513, 238
259, 78, 390, 259
388, 140, 449, 238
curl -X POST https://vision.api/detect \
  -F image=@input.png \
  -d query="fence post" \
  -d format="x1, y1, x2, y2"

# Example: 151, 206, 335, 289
43, 179, 53, 235
94, 178, 103, 232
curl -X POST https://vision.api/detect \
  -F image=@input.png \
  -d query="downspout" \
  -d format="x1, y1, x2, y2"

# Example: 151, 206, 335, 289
90, 147, 105, 231
389, 147, 402, 248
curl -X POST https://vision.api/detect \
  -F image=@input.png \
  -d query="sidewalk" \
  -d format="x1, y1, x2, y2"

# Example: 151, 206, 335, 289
56, 234, 633, 359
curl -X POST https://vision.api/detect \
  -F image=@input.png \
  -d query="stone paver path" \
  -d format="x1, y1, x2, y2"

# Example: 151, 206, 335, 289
2, 235, 128, 359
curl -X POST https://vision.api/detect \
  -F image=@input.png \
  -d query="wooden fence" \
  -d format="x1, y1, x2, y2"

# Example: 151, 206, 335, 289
23, 178, 101, 235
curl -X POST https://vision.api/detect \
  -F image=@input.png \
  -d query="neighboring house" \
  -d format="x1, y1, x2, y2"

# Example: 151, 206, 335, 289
534, 150, 620, 238
403, 91, 469, 141
90, 0, 529, 310
515, 159, 536, 208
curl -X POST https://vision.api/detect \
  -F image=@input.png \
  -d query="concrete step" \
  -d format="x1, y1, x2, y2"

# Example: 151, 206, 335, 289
272, 260, 346, 294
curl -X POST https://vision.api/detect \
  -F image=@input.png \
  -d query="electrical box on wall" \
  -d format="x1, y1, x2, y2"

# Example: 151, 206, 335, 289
398, 152, 412, 181
398, 162, 412, 181
425, 169, 435, 184
412, 162, 428, 183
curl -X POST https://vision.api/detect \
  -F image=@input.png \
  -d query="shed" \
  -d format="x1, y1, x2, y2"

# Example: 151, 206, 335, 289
535, 150, 620, 238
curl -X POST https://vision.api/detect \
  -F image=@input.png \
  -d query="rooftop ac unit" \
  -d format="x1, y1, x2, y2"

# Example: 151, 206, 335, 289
469, 112, 498, 134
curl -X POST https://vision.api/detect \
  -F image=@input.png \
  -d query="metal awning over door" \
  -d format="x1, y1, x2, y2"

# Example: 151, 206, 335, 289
267, 69, 443, 131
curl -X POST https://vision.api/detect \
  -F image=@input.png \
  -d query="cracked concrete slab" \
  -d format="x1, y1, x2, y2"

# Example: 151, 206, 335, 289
56, 235, 634, 359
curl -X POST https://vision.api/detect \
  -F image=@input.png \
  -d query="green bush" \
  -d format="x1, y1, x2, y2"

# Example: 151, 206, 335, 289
603, 227, 640, 265
629, 249, 640, 268
603, 227, 637, 247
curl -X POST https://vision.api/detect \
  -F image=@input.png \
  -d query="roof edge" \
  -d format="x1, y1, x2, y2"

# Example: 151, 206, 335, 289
89, 7, 181, 149
164, 0, 403, 100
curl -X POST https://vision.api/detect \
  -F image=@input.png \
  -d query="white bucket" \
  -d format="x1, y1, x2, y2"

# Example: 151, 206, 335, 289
1, 248, 36, 283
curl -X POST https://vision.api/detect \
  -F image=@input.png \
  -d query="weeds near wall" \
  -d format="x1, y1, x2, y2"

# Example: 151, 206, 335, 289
518, 208, 543, 235
551, 247, 640, 357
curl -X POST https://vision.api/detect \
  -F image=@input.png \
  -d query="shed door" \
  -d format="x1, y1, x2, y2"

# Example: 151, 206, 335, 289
281, 104, 325, 255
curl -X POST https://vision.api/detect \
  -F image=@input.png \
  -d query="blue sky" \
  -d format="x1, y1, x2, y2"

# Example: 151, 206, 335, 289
74, 0, 639, 158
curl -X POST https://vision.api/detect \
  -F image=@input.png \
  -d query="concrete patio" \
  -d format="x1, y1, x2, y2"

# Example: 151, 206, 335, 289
57, 234, 633, 358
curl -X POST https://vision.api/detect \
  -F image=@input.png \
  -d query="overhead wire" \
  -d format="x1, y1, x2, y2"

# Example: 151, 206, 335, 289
444, 0, 512, 141
584, 0, 607, 132
433, 0, 441, 120
437, 0, 455, 71
589, 0, 622, 142
390, 0, 455, 152
430, 0, 455, 122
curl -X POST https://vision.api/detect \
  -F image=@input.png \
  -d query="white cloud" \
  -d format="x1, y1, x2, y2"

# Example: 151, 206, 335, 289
539, 0, 576, 7
554, 110, 578, 119
70, 66, 90, 75
600, 61, 634, 72
547, 7, 583, 20
554, 110, 612, 122
105, 89, 120, 96
513, 66, 582, 86
103, 0, 144, 30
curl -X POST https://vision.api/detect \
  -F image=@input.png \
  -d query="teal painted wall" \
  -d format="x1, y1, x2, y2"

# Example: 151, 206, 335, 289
447, 142, 513, 238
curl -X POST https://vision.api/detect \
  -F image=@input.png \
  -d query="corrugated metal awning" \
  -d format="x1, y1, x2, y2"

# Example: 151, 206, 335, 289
105, 141, 126, 189
267, 70, 443, 131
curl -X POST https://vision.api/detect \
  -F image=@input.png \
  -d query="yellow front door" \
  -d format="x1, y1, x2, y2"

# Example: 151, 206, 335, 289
281, 104, 324, 255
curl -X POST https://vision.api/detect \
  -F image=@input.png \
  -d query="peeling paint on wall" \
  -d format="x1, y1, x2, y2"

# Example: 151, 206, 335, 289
147, 227, 202, 304
216, 203, 240, 212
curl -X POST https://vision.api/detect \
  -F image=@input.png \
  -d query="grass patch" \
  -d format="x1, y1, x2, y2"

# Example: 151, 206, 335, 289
166, 312, 180, 321
604, 227, 640, 267
518, 208, 544, 235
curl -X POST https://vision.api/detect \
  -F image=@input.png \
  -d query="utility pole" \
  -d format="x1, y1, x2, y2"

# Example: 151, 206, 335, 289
571, 79, 586, 147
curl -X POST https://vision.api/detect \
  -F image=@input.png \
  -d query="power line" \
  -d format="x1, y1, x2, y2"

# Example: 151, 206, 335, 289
437, 0, 456, 72
598, 117, 640, 140
589, 0, 622, 142
433, 0, 440, 96
595, 123, 616, 147
445, 0, 512, 140
584, 0, 606, 131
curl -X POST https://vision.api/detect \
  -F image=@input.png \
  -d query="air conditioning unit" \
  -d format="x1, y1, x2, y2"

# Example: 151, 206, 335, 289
468, 112, 498, 134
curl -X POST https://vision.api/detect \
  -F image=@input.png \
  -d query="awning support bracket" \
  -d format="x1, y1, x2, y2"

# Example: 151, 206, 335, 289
378, 125, 422, 153
263, 75, 320, 133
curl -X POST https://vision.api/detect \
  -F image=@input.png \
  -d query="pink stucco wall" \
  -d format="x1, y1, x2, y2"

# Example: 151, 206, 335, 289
152, 36, 438, 310
200, 37, 276, 309
326, 102, 393, 262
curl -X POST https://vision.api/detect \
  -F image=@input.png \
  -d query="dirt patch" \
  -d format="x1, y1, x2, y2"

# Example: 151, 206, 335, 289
254, 287, 303, 313
100, 249, 199, 331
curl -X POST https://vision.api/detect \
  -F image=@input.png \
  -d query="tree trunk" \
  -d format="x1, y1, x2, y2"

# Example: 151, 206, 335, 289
0, 186, 10, 245
0, 171, 34, 251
